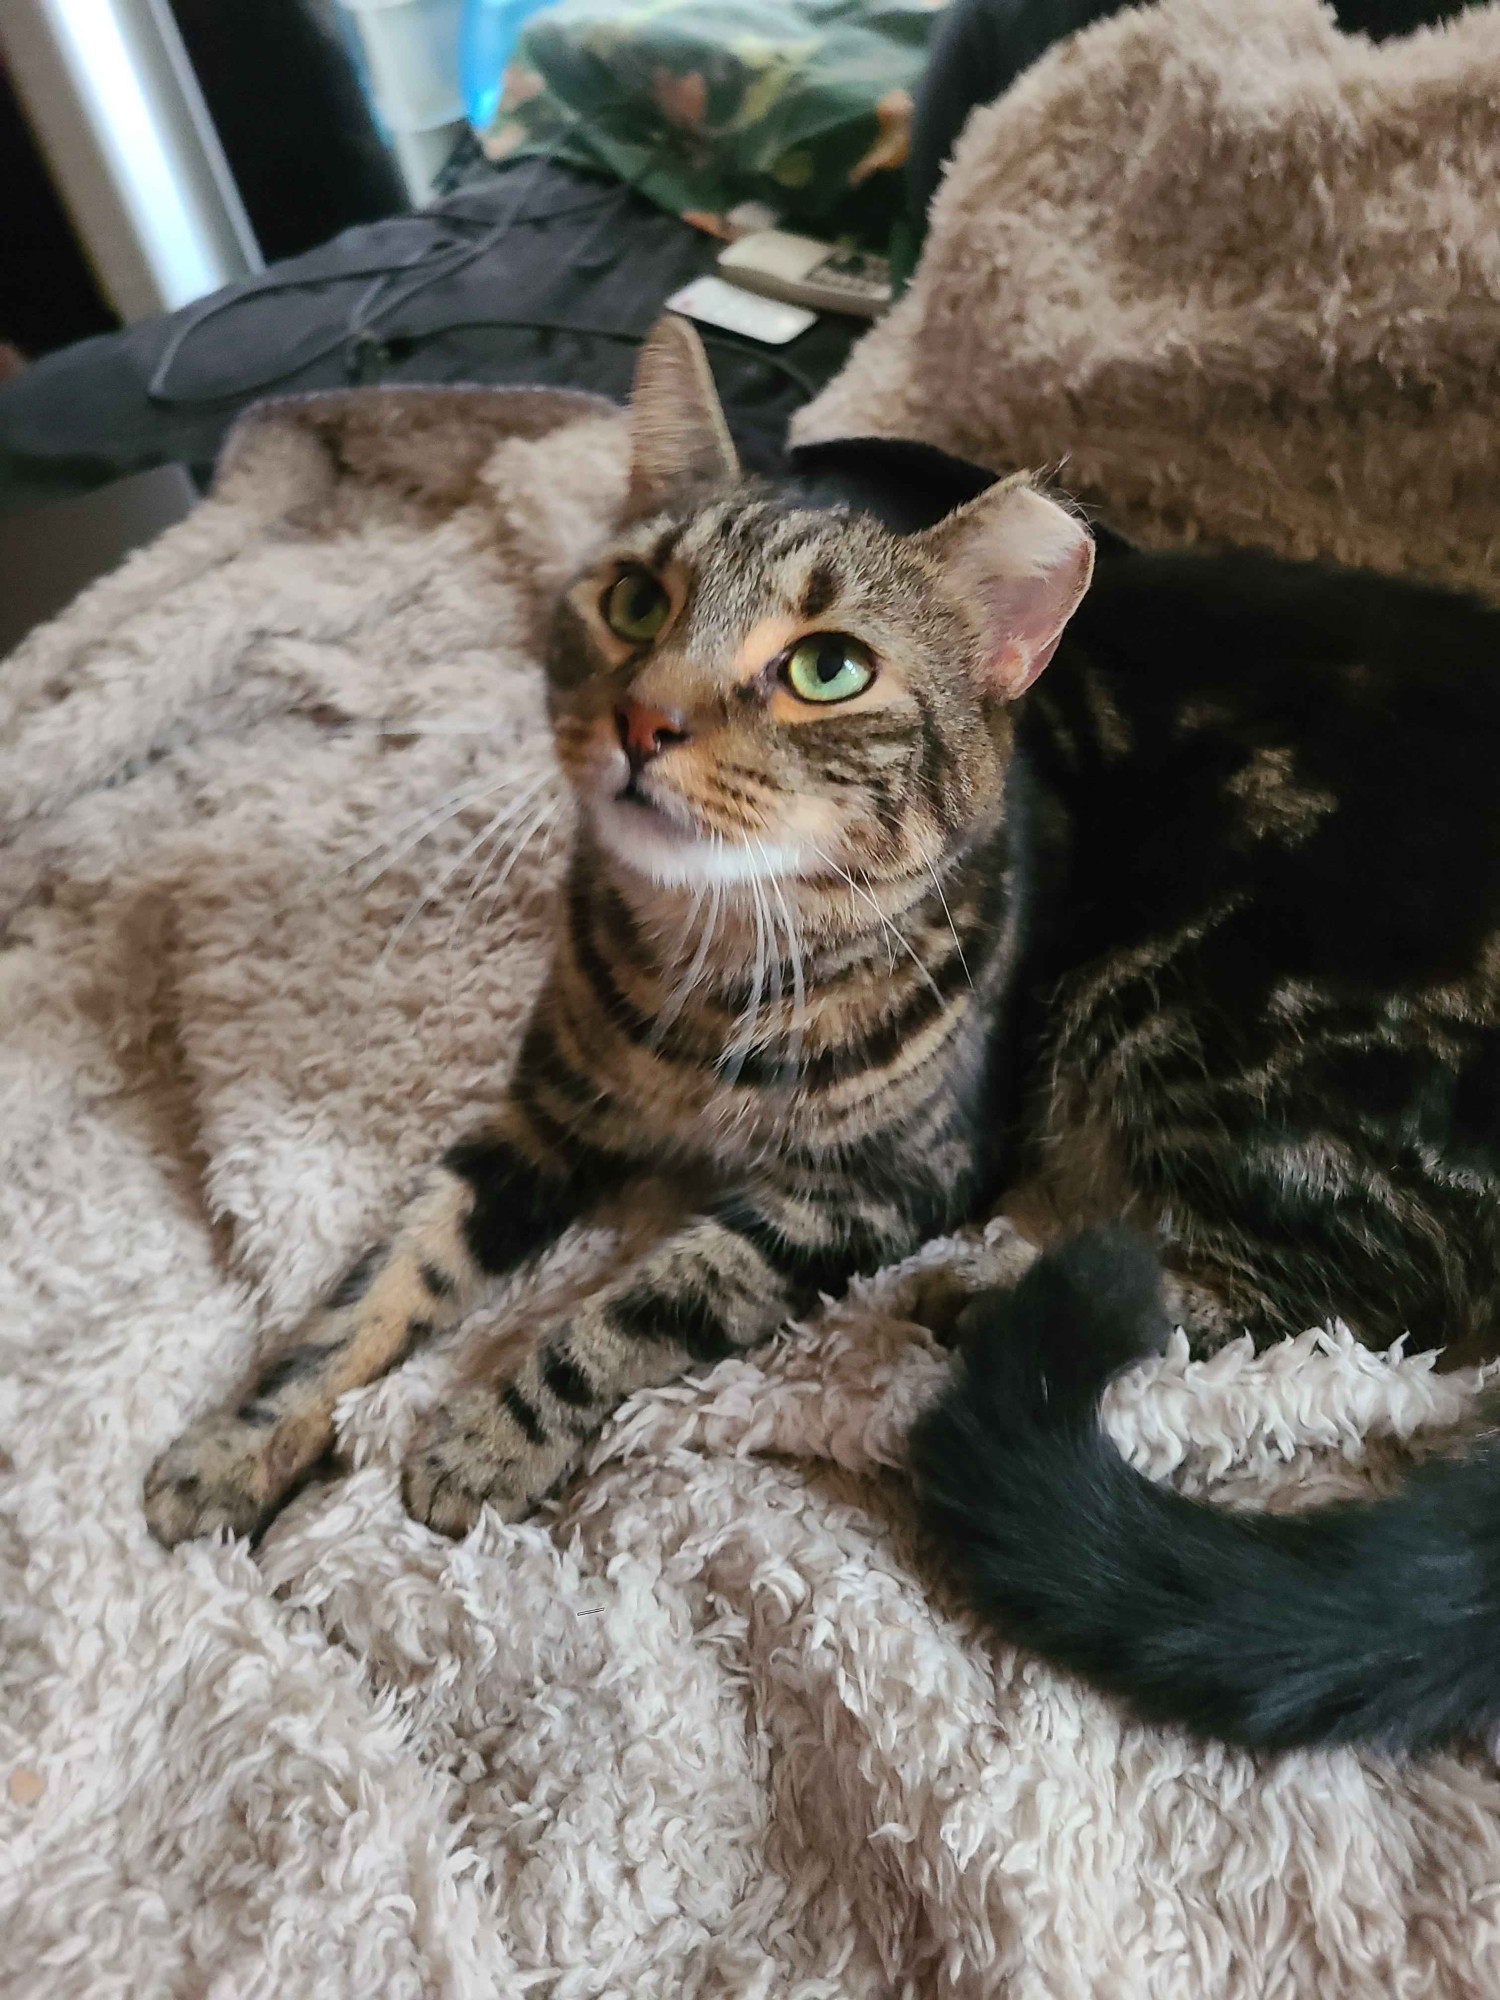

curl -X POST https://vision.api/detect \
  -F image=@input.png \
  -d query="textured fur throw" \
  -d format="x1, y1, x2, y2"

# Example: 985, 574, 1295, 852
795, 0, 1500, 597
7, 6, 1500, 1987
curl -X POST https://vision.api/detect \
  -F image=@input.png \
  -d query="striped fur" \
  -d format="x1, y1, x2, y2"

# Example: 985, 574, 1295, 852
145, 321, 1082, 1544
145, 319, 1500, 1605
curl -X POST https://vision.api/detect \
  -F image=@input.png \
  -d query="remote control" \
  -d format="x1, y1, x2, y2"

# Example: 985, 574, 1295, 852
664, 276, 818, 346
718, 230, 892, 320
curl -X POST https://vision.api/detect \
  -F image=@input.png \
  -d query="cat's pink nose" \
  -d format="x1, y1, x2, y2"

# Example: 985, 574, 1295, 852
616, 701, 689, 771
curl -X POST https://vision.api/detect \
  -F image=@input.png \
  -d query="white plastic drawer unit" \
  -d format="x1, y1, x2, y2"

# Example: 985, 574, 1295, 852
338, 0, 469, 201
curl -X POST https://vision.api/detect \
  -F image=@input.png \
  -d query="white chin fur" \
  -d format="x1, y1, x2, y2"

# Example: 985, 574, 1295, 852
590, 797, 805, 887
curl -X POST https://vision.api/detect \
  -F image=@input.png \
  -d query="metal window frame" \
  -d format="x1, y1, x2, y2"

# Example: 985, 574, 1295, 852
0, 0, 262, 322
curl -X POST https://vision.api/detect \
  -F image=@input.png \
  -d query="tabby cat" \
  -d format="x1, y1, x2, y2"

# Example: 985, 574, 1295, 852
146, 318, 1500, 1755
144, 315, 1090, 1548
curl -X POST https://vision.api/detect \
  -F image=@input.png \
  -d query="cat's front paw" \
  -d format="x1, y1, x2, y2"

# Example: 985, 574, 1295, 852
144, 1415, 280, 1546
900, 1266, 982, 1347
401, 1387, 566, 1538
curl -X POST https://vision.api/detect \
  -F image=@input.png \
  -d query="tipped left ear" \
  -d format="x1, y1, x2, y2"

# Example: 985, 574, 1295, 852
626, 315, 741, 520
913, 476, 1094, 700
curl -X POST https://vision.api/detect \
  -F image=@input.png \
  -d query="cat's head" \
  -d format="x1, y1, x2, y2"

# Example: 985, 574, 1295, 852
547, 318, 1093, 890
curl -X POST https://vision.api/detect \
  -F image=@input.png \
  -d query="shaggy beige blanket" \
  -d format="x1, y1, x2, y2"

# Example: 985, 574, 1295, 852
796, 0, 1500, 597
6, 5, 1500, 1992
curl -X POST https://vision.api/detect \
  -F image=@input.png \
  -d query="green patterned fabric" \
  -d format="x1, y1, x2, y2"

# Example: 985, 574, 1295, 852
480, 0, 947, 253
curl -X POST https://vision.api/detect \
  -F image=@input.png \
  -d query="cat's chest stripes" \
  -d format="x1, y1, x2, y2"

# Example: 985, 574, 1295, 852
521, 857, 1015, 1170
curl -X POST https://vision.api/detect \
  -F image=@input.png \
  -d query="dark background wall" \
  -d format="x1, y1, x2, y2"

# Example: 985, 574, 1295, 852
166, 0, 404, 265
0, 55, 117, 362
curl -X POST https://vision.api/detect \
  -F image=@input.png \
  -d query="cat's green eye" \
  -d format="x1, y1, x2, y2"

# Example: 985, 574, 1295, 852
783, 634, 876, 705
604, 569, 670, 642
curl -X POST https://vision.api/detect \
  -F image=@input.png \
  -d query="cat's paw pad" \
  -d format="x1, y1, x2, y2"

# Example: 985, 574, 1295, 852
144, 1416, 278, 1546
401, 1389, 548, 1538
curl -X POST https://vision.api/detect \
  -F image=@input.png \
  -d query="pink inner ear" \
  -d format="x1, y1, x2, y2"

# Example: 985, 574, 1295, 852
979, 538, 1093, 699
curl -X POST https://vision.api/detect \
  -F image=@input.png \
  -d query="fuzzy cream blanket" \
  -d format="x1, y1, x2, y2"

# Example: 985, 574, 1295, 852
795, 0, 1500, 598
7, 8, 1500, 1992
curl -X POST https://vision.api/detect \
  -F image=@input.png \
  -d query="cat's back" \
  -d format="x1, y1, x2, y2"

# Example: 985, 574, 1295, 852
1024, 546, 1500, 992
1016, 545, 1500, 1348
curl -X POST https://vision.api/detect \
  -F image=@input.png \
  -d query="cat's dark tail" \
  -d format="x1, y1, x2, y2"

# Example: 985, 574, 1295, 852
910, 1230, 1500, 1753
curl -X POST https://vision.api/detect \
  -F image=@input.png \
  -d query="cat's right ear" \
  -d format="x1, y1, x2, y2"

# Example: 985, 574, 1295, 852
625, 316, 741, 520
912, 476, 1094, 701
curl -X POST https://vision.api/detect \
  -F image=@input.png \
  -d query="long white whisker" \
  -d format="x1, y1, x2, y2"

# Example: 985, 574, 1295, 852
858, 862, 941, 999
721, 871, 768, 1084
654, 875, 723, 1044
441, 815, 517, 1022
760, 872, 782, 1038
253, 770, 519, 943
379, 799, 517, 971
762, 844, 807, 1078
343, 771, 521, 894
441, 790, 559, 1020
829, 852, 896, 974
926, 858, 972, 989
378, 773, 553, 968
482, 790, 562, 908
862, 867, 898, 976
343, 720, 504, 738
749, 841, 785, 1076
808, 843, 944, 1004
512, 800, 566, 894
344, 790, 524, 1068
747, 886, 769, 1075
658, 880, 708, 1006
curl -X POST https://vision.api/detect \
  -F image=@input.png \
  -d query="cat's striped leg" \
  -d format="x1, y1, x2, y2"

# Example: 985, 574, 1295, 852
401, 1179, 915, 1536
144, 1113, 615, 1546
